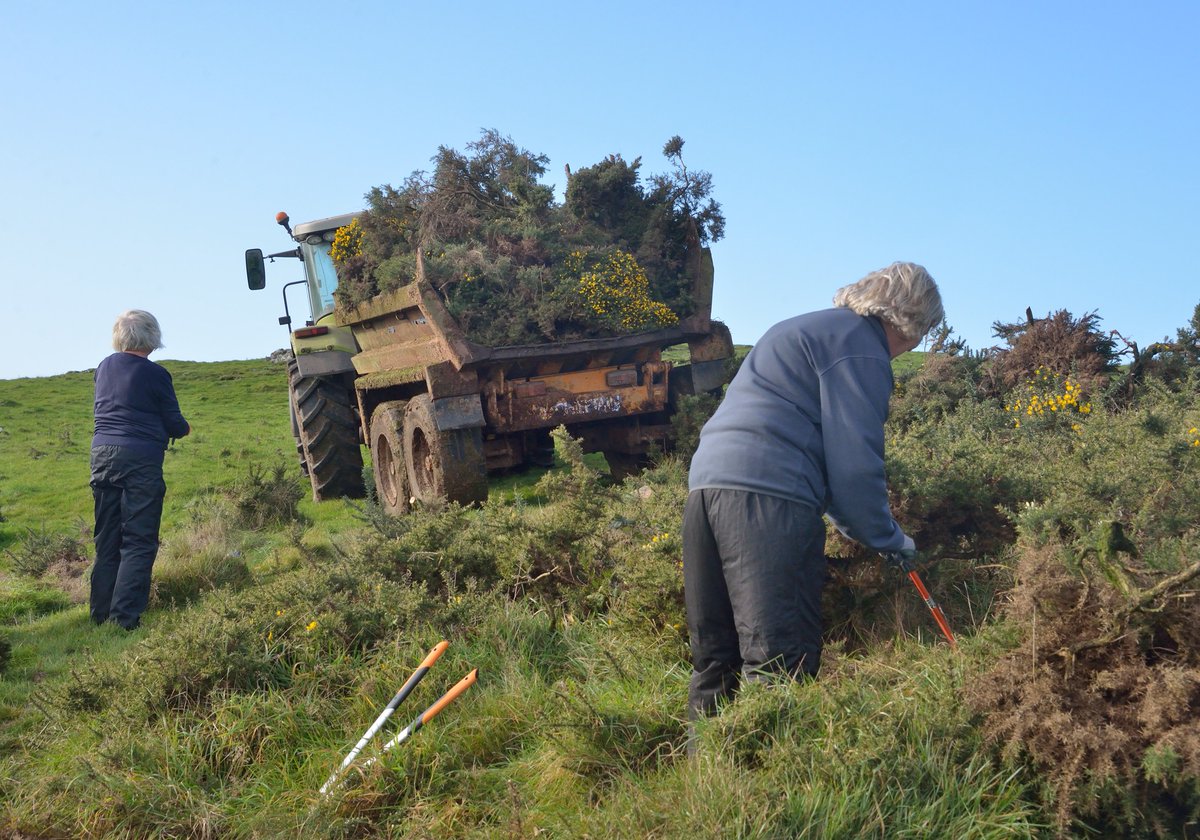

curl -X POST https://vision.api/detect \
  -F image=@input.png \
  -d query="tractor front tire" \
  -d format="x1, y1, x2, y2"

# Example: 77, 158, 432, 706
402, 394, 488, 507
370, 401, 410, 516
288, 360, 365, 502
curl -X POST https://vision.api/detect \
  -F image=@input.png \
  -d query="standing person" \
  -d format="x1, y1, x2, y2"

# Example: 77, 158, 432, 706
683, 262, 943, 719
89, 310, 190, 630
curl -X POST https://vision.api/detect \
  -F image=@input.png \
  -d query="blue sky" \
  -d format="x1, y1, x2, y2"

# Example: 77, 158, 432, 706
2, 1, 1197, 380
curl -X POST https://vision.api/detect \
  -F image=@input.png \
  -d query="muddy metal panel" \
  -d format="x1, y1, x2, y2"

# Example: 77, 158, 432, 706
432, 394, 486, 431
339, 286, 447, 375
481, 362, 670, 433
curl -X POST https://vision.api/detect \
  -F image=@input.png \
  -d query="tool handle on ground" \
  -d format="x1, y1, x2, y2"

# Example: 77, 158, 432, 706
390, 640, 450, 711
375, 668, 479, 758
318, 640, 450, 795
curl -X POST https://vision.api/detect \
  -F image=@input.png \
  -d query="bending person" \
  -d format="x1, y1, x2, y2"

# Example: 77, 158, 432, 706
683, 262, 943, 719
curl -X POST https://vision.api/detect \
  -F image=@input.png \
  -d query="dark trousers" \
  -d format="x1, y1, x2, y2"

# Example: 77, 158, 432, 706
90, 445, 166, 630
683, 488, 827, 719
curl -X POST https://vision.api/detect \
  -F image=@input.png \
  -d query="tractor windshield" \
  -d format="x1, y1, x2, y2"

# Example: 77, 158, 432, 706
302, 237, 339, 318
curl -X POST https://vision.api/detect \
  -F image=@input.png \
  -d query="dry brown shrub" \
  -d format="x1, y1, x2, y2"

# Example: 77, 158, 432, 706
967, 540, 1200, 835
982, 309, 1119, 397
40, 554, 90, 605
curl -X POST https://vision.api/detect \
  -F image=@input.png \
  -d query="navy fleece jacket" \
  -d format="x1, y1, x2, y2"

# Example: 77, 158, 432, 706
687, 307, 905, 552
92, 352, 190, 459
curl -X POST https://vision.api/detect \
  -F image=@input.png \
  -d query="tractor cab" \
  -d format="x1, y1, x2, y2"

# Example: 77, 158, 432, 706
290, 212, 360, 321
245, 211, 362, 378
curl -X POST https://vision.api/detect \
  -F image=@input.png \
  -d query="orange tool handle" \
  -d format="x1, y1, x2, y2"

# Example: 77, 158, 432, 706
907, 570, 958, 649
421, 640, 450, 669
421, 669, 478, 725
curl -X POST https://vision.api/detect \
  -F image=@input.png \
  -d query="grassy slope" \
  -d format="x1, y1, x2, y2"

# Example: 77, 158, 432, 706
0, 351, 1054, 840
0, 359, 367, 756
0, 359, 319, 550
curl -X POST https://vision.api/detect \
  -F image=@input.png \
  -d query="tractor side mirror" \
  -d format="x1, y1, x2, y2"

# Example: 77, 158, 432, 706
245, 248, 266, 290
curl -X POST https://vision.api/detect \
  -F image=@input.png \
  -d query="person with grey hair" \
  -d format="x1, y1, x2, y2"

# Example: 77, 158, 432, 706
683, 262, 943, 722
89, 310, 190, 630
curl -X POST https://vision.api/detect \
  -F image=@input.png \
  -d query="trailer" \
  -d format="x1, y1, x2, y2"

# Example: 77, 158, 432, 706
246, 211, 732, 512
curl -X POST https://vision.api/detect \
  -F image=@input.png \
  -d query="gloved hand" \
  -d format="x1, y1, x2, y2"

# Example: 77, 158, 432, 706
882, 535, 918, 571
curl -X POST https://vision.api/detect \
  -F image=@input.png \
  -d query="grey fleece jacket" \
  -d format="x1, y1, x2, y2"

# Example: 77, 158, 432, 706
687, 307, 905, 552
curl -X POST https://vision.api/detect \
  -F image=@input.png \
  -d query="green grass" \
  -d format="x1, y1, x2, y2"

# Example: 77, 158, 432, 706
15, 349, 1197, 837
891, 349, 927, 377
0, 575, 71, 624
0, 359, 312, 552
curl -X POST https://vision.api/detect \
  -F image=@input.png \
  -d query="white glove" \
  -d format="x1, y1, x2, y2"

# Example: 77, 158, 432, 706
900, 534, 916, 554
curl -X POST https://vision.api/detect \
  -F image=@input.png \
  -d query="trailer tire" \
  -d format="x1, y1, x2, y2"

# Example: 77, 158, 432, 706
403, 394, 488, 507
603, 451, 652, 482
288, 360, 365, 501
369, 401, 410, 516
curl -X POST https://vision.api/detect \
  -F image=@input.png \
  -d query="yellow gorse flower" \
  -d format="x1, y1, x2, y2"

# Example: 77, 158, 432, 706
330, 218, 364, 264
643, 532, 673, 549
572, 249, 679, 332
1004, 368, 1092, 429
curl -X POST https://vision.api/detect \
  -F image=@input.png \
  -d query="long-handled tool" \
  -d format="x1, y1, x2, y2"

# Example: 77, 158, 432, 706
883, 551, 957, 649
359, 668, 479, 770
319, 640, 450, 795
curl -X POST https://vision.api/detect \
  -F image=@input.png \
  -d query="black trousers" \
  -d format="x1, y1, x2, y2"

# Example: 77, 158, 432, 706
89, 445, 166, 630
683, 488, 827, 719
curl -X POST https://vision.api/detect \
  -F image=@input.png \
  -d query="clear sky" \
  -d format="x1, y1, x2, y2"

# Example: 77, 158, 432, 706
2, 1, 1197, 380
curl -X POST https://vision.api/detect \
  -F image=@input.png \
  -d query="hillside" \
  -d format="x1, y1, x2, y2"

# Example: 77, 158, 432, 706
1, 348, 1199, 837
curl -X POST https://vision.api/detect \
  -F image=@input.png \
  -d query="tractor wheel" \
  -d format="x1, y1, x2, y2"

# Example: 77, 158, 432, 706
369, 401, 410, 516
402, 394, 488, 506
288, 360, 365, 501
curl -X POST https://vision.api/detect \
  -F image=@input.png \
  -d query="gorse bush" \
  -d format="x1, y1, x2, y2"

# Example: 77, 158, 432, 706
331, 131, 723, 346
4, 524, 89, 578
983, 308, 1119, 396
967, 535, 1200, 835
572, 249, 679, 332
492, 428, 620, 613
889, 351, 984, 432
1004, 366, 1093, 431
353, 499, 501, 594
961, 371, 1200, 834
223, 462, 305, 530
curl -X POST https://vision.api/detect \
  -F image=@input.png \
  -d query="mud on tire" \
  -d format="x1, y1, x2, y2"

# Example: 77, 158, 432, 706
402, 394, 487, 507
369, 401, 410, 516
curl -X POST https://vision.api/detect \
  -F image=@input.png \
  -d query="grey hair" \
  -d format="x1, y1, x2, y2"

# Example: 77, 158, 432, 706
111, 310, 164, 352
832, 262, 944, 341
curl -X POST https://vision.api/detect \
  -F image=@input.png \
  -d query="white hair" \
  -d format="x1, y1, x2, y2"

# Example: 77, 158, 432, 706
111, 310, 164, 352
833, 262, 944, 341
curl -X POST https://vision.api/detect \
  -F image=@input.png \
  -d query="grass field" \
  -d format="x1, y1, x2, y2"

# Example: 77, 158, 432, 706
0, 359, 310, 549
7, 345, 1196, 837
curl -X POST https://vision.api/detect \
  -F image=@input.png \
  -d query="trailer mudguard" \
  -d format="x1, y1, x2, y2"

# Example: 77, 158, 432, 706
431, 394, 486, 431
